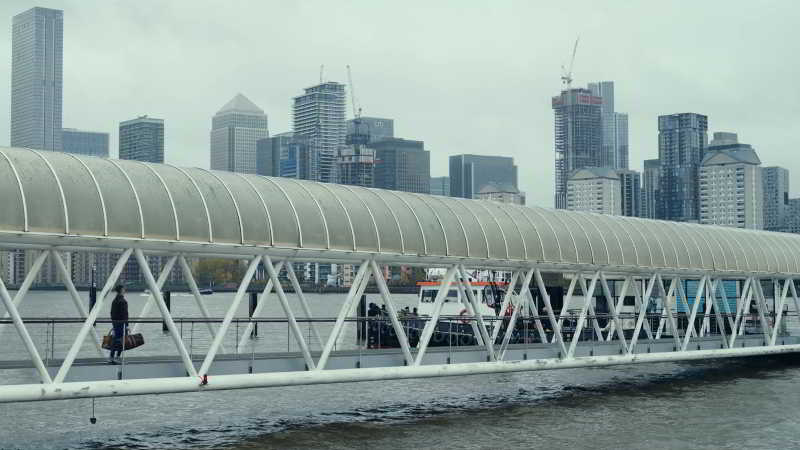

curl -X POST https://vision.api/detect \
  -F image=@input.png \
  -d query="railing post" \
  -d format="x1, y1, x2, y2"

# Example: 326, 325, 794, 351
249, 291, 258, 338
162, 290, 171, 333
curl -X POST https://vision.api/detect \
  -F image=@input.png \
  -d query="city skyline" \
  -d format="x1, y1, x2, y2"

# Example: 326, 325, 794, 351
0, 1, 798, 207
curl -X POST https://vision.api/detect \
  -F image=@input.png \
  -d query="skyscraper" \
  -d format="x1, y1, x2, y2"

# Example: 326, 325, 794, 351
346, 117, 394, 144
642, 159, 661, 219
430, 176, 451, 196
762, 166, 789, 231
337, 146, 375, 187
119, 116, 164, 163
11, 7, 63, 151
616, 169, 642, 217
588, 81, 629, 170
293, 82, 346, 183
699, 132, 762, 229
371, 138, 430, 193
210, 93, 269, 173
658, 113, 708, 222
449, 154, 519, 199
552, 88, 603, 208
61, 129, 109, 157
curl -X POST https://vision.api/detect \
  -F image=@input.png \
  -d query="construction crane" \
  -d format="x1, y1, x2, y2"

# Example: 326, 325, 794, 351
560, 37, 579, 90
346, 65, 361, 119
319, 64, 324, 83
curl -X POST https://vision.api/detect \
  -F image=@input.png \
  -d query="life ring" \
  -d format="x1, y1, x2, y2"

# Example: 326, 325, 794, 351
459, 308, 470, 324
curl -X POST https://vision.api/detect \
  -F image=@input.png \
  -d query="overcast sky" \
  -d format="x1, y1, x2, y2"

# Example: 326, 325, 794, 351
0, 1, 798, 207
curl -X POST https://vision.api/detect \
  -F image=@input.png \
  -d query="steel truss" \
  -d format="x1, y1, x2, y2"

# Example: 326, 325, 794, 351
1, 245, 799, 403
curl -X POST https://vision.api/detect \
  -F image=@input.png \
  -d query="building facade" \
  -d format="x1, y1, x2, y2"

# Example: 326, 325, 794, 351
430, 176, 450, 196
588, 81, 629, 170
61, 128, 109, 157
617, 169, 642, 217
552, 88, 603, 208
210, 93, 268, 174
658, 113, 708, 222
449, 154, 518, 199
762, 166, 789, 231
337, 146, 375, 187
566, 167, 621, 215
371, 138, 430, 193
11, 7, 63, 152
293, 82, 347, 184
642, 159, 661, 219
346, 117, 394, 144
476, 182, 525, 205
698, 132, 762, 229
119, 116, 164, 163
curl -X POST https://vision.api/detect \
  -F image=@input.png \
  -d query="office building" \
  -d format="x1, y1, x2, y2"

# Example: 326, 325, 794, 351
566, 167, 621, 215
588, 81, 629, 169
780, 198, 800, 234
762, 166, 790, 231
450, 154, 518, 199
699, 132, 762, 229
337, 146, 375, 188
210, 93, 268, 173
642, 159, 661, 219
617, 169, 642, 217
371, 138, 430, 193
119, 116, 164, 163
293, 82, 347, 183
61, 128, 109, 157
476, 182, 525, 205
658, 113, 708, 222
552, 88, 603, 208
346, 117, 394, 144
256, 132, 317, 180
430, 176, 450, 196
11, 7, 63, 151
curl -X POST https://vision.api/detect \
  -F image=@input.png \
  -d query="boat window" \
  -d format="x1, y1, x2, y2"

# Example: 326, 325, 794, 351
421, 290, 436, 303
623, 296, 636, 306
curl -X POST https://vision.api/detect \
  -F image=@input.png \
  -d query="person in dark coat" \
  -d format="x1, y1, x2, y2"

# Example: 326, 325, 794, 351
109, 285, 129, 364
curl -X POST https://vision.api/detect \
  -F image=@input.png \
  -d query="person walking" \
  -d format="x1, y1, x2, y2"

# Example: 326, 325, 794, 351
109, 285, 129, 364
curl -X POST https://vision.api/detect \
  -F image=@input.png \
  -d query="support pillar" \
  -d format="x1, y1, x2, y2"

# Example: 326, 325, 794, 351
162, 291, 171, 333
249, 292, 258, 338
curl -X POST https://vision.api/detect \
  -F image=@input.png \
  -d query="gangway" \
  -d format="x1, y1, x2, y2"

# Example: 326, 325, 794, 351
1, 146, 800, 403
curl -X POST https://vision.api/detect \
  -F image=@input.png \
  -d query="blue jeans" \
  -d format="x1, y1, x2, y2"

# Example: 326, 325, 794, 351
110, 322, 126, 359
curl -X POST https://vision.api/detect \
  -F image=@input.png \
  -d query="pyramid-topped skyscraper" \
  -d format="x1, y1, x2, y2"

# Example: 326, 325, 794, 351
210, 93, 268, 173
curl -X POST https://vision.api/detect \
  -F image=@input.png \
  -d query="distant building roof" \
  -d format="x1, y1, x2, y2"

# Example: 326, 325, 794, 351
568, 167, 619, 181
478, 182, 519, 194
216, 93, 264, 115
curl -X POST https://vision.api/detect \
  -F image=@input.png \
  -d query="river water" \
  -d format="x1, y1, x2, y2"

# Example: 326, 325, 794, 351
1, 291, 800, 449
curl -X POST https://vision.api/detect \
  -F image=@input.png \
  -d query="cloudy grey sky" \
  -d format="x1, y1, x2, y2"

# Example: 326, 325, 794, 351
0, 0, 798, 207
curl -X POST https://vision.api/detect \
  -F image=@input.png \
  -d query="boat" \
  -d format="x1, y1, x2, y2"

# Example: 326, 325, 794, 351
363, 279, 541, 348
199, 287, 213, 295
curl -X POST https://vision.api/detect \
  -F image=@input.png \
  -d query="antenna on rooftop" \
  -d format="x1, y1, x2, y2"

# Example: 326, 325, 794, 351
319, 64, 324, 83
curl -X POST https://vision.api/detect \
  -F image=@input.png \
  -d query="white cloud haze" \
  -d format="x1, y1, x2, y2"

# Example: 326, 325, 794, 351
0, 0, 798, 206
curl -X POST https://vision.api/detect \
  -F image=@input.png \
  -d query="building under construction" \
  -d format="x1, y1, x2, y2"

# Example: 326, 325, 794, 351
552, 88, 603, 209
337, 145, 376, 188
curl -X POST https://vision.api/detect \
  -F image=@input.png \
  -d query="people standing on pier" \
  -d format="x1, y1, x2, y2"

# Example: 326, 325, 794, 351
109, 285, 129, 364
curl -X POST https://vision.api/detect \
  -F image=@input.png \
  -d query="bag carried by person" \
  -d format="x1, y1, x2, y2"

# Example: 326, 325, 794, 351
101, 329, 145, 350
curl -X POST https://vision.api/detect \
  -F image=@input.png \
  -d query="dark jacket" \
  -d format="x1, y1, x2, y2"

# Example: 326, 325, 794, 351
110, 294, 129, 322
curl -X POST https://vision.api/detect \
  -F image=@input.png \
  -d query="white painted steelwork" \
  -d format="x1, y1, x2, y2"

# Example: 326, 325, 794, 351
1, 146, 800, 404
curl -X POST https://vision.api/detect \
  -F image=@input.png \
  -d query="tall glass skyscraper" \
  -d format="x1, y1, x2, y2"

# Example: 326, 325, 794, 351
588, 81, 629, 170
119, 116, 164, 163
658, 113, 708, 222
11, 7, 63, 151
293, 82, 346, 183
210, 93, 269, 173
552, 88, 603, 209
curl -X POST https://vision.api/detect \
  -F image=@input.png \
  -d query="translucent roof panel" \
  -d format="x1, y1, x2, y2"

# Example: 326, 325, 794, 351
2, 146, 800, 276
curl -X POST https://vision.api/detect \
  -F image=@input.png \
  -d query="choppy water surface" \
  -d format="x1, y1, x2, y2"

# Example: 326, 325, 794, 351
2, 292, 800, 449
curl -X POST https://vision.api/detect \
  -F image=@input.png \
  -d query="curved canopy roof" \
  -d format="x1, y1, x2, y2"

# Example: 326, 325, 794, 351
1, 146, 799, 275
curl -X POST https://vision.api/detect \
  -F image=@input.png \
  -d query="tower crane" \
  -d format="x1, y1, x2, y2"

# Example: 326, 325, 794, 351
560, 37, 579, 90
346, 65, 361, 119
